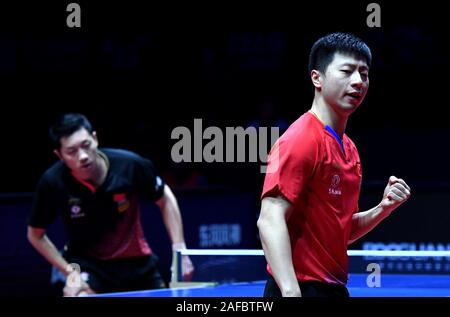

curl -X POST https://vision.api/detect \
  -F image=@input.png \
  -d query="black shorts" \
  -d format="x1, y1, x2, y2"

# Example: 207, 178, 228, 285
64, 252, 166, 294
263, 274, 349, 297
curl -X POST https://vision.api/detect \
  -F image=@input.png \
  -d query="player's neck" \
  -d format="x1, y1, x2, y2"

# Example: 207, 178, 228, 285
92, 152, 108, 188
310, 99, 348, 138
83, 152, 108, 189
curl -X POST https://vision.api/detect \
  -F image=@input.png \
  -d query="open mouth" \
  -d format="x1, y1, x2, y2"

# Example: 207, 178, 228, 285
345, 92, 362, 102
81, 162, 92, 169
346, 92, 362, 99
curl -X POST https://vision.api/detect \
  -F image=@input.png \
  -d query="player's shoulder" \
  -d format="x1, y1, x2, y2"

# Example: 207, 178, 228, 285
41, 161, 65, 180
38, 161, 67, 189
101, 148, 145, 161
101, 148, 154, 169
280, 111, 324, 146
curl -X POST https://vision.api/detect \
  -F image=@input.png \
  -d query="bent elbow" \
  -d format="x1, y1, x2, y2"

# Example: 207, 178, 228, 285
256, 214, 265, 231
257, 215, 271, 236
27, 226, 44, 244
27, 227, 34, 242
256, 217, 263, 232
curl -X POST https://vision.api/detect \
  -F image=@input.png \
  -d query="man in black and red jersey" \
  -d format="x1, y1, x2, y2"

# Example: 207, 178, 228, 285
27, 113, 194, 296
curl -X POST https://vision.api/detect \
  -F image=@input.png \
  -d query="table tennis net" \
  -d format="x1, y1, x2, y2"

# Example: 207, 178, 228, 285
170, 249, 450, 286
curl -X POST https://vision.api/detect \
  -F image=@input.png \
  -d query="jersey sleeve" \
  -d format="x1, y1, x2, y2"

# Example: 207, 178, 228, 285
133, 155, 165, 202
261, 128, 320, 204
28, 175, 59, 229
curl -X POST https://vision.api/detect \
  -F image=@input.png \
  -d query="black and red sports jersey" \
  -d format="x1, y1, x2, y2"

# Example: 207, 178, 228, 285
28, 148, 165, 260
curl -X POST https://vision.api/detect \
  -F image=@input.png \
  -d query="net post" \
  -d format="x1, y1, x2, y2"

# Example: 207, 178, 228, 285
169, 249, 180, 288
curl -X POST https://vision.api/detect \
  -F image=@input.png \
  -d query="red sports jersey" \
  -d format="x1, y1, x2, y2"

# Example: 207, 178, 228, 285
261, 111, 362, 285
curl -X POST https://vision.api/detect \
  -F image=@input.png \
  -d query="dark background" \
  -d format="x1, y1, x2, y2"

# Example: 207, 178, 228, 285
0, 1, 449, 296
1, 1, 449, 192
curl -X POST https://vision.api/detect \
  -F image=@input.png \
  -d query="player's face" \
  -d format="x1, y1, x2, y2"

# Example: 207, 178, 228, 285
56, 128, 99, 180
321, 52, 369, 115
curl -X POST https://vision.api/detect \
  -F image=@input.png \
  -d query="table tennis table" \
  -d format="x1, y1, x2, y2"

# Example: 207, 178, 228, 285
95, 274, 450, 297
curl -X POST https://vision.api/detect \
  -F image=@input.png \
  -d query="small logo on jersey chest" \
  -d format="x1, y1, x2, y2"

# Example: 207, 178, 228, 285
68, 197, 85, 218
113, 193, 130, 213
329, 174, 342, 196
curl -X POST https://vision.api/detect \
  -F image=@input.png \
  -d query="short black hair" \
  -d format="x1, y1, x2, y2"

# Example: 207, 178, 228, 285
49, 113, 93, 149
308, 32, 372, 74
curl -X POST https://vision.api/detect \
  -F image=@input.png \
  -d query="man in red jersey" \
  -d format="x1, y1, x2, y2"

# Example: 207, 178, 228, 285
257, 32, 411, 297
